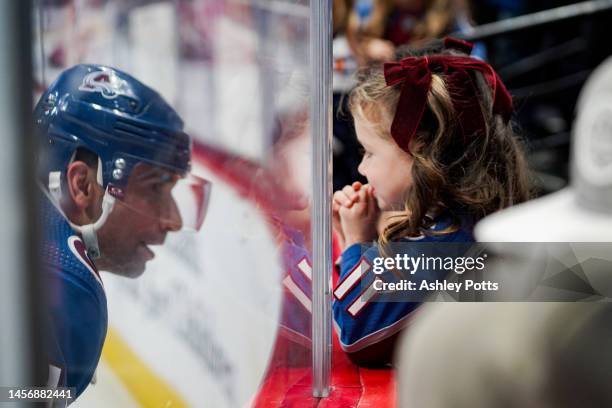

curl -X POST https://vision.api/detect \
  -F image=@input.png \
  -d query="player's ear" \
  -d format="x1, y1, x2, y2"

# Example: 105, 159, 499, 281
66, 160, 99, 210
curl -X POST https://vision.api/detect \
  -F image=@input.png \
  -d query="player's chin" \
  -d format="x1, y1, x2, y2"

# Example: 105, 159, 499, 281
120, 261, 147, 278
117, 252, 151, 278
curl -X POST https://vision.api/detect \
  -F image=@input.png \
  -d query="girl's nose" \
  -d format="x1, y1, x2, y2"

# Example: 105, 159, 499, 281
357, 159, 367, 177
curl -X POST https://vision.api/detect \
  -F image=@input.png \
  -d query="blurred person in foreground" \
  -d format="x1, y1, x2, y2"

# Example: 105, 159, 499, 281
397, 302, 612, 408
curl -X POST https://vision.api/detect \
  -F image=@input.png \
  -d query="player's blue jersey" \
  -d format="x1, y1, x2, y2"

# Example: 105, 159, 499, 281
333, 212, 474, 353
278, 221, 312, 346
41, 194, 108, 399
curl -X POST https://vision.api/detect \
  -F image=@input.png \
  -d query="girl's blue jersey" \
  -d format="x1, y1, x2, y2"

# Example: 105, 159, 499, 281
333, 212, 474, 354
41, 195, 108, 399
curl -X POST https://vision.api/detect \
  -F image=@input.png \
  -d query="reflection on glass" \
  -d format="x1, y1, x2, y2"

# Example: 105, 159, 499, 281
35, 1, 313, 406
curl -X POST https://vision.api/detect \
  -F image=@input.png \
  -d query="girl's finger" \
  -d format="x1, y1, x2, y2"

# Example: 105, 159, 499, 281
342, 185, 358, 205
364, 184, 375, 197
367, 185, 379, 216
352, 181, 363, 191
333, 190, 352, 207
366, 186, 375, 215
357, 186, 368, 204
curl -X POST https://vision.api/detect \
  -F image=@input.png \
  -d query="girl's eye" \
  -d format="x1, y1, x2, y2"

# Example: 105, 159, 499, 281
359, 147, 372, 158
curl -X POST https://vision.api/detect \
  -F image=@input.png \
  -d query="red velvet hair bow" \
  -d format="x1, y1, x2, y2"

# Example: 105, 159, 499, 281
383, 49, 513, 152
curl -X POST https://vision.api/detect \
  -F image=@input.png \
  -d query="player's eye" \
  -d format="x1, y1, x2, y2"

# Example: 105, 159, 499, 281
150, 182, 164, 195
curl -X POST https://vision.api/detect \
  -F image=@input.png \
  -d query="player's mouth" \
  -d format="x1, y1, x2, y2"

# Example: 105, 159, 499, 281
139, 242, 156, 260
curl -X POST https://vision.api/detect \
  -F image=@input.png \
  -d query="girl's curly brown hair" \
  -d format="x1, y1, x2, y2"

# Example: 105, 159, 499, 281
348, 40, 533, 247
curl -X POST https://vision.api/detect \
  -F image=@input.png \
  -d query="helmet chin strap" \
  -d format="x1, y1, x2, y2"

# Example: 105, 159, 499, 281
68, 190, 115, 259
46, 156, 116, 260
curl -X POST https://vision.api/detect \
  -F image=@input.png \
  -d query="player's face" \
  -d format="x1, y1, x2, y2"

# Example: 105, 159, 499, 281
354, 116, 414, 211
96, 163, 182, 277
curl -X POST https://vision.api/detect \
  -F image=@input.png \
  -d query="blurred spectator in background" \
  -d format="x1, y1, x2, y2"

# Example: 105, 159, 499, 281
334, 0, 354, 37
345, 0, 480, 65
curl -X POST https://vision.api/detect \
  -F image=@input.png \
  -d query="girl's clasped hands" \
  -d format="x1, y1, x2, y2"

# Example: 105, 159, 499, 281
333, 181, 380, 250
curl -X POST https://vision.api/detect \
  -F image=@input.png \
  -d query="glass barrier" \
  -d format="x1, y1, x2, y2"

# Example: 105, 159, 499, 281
21, 1, 612, 407
33, 0, 321, 406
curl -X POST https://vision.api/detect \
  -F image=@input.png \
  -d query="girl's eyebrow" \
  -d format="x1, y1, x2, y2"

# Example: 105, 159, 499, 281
357, 137, 372, 149
354, 121, 377, 148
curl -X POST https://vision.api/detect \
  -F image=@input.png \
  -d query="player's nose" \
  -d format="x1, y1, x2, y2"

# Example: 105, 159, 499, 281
160, 197, 183, 232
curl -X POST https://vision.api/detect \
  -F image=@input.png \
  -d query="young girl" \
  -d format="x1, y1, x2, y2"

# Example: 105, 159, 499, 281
332, 38, 532, 366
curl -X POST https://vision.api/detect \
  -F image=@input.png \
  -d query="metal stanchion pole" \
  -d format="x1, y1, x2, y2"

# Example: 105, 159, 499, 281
310, 0, 333, 399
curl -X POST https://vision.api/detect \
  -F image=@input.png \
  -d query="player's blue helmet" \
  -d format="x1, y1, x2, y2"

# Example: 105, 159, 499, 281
35, 64, 210, 258
35, 63, 191, 191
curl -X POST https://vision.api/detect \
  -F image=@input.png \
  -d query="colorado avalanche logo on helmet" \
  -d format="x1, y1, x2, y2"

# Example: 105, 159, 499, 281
78, 70, 136, 100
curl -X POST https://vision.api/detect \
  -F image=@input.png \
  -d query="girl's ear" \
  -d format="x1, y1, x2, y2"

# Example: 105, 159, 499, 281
66, 161, 98, 210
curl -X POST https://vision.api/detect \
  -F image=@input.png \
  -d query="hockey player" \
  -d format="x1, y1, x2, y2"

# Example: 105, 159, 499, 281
35, 64, 211, 400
